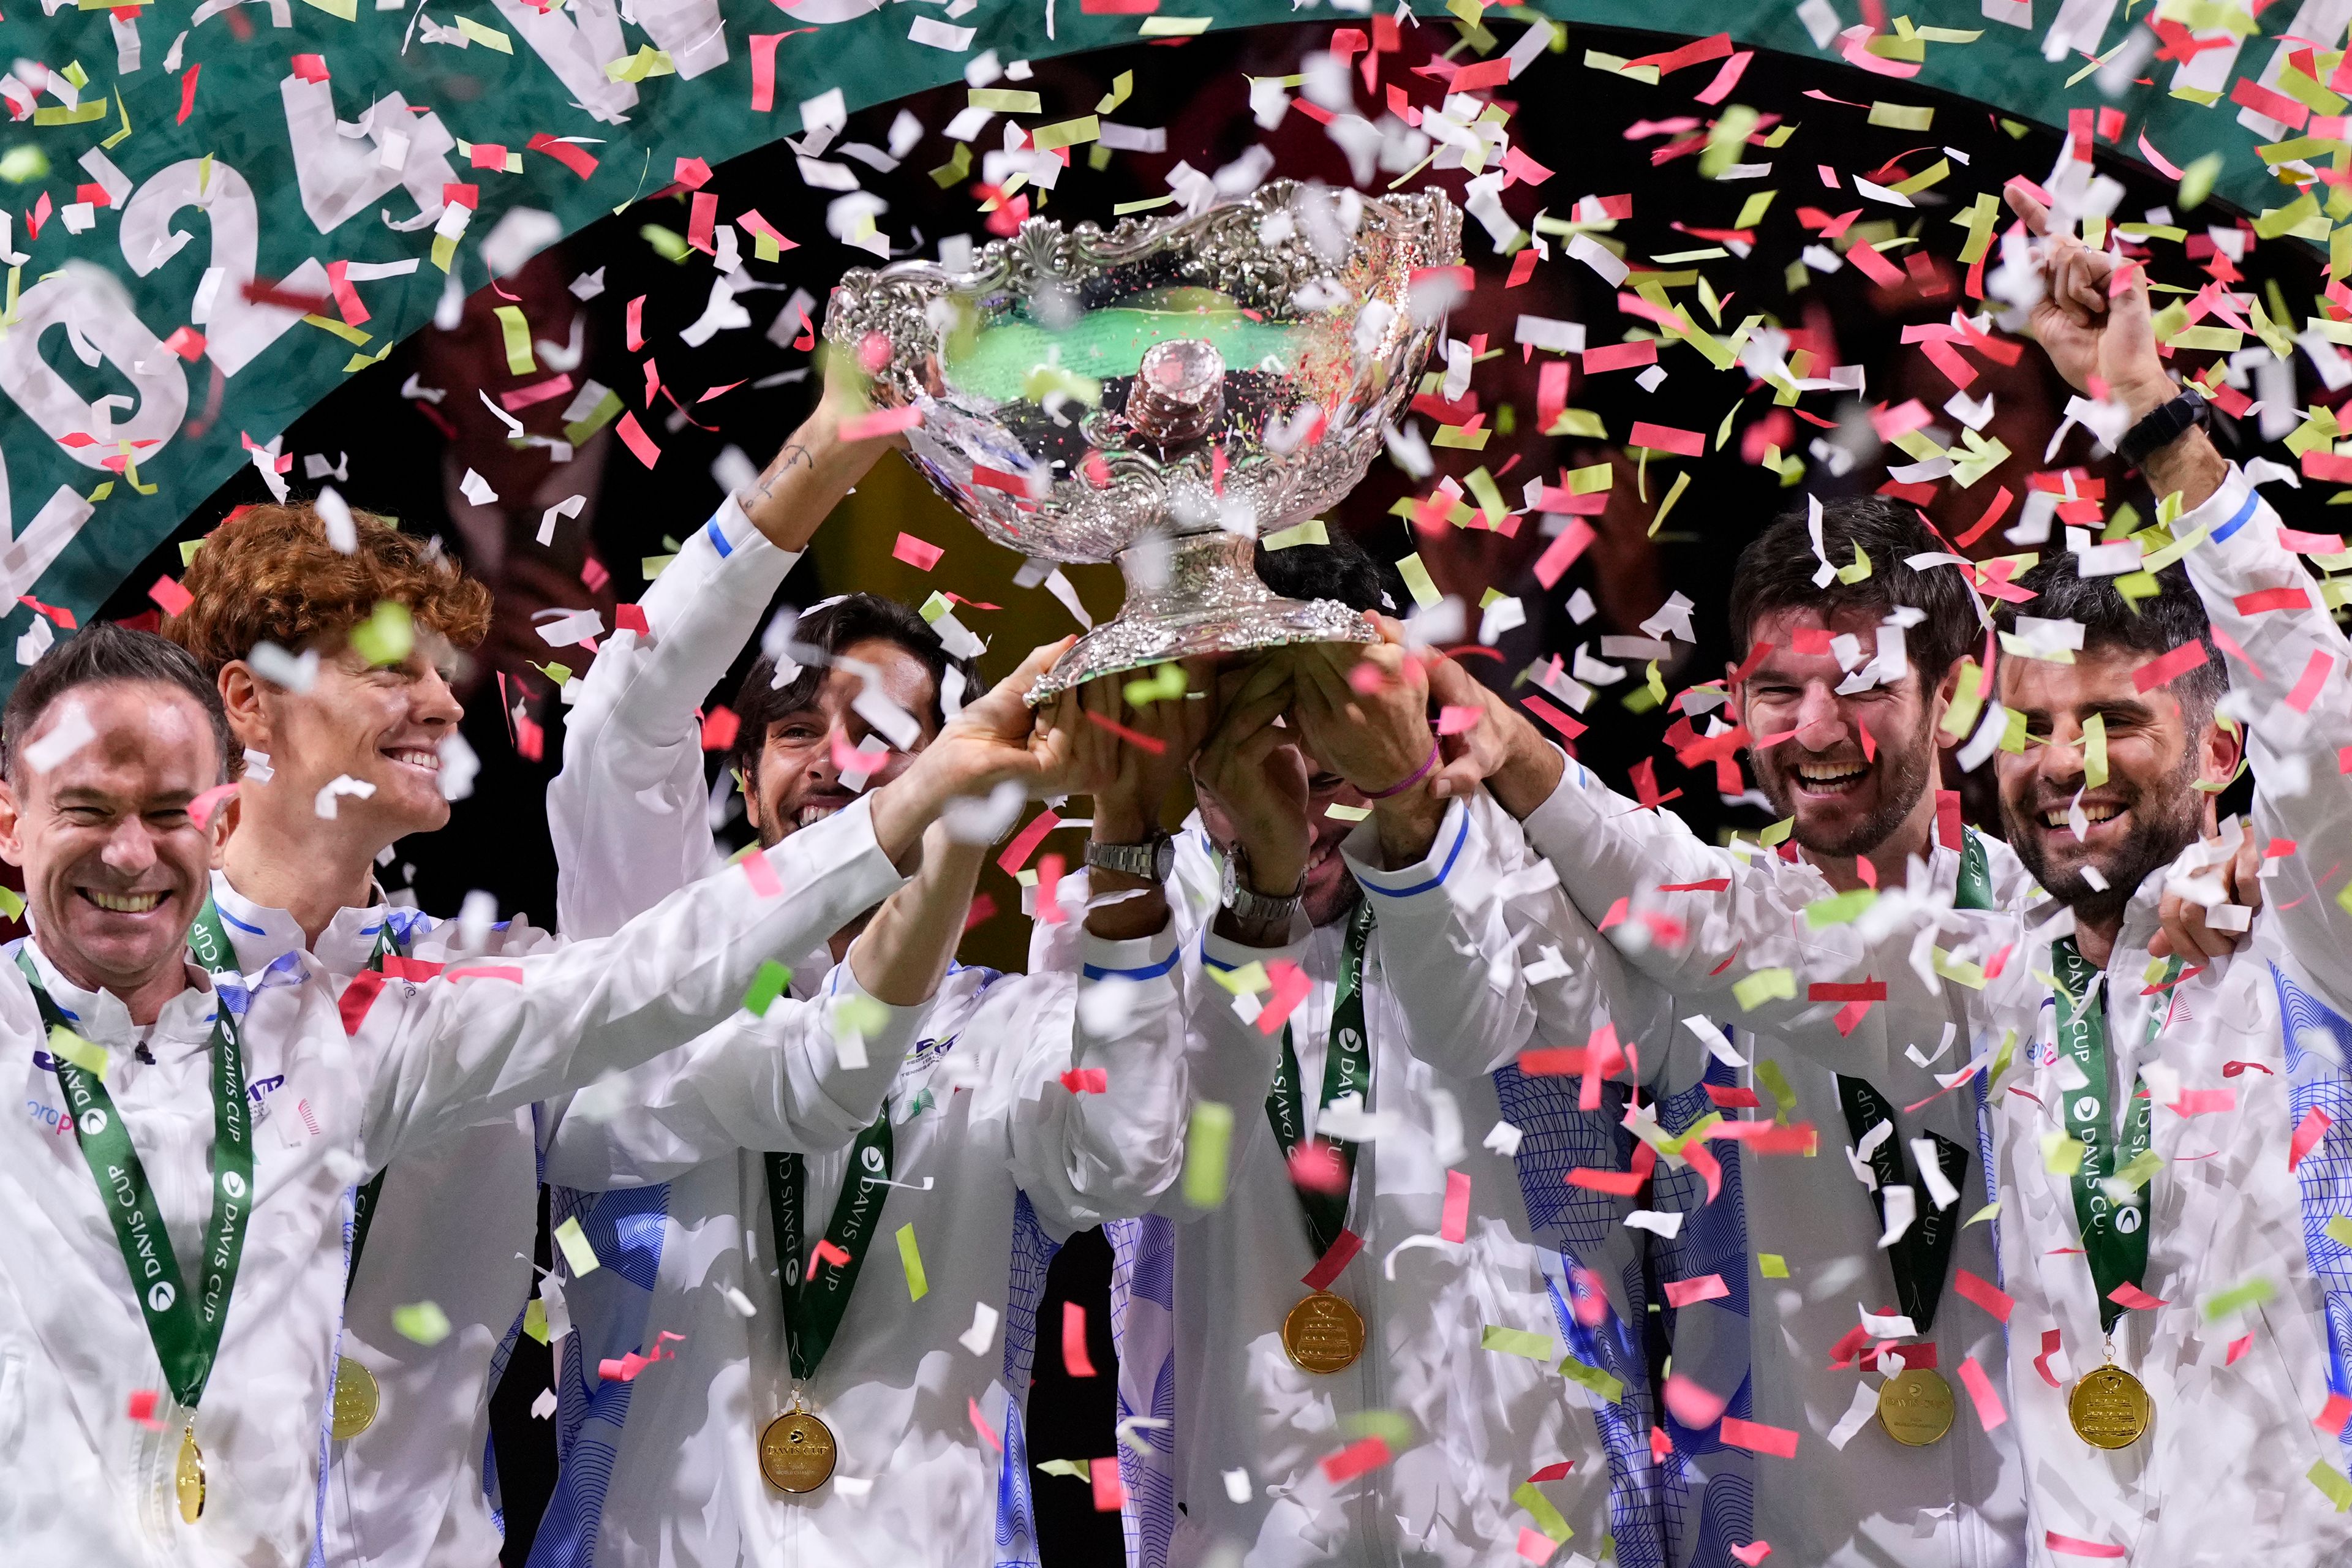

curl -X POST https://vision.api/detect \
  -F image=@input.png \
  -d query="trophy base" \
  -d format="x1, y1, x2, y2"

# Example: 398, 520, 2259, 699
1025, 531, 1376, 703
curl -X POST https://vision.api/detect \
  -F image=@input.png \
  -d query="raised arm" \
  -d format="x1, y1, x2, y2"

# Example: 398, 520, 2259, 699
550, 369, 897, 937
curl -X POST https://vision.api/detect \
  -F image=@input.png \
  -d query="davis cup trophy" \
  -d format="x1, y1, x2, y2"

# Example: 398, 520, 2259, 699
822, 180, 1464, 699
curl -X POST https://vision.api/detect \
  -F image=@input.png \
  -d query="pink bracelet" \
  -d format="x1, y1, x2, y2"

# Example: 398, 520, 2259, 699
1362, 744, 1441, 799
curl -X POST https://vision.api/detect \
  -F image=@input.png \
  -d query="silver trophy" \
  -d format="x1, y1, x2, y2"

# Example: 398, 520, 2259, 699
823, 180, 1464, 699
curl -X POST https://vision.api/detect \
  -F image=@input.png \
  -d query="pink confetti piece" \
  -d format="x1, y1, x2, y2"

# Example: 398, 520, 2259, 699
699, 706, 740, 752
2106, 1282, 2167, 1312
969, 1396, 1003, 1452
1582, 339, 1658, 374
997, 810, 1063, 876
2045, 1533, 2126, 1559
2293, 1107, 2334, 1173
2278, 526, 2346, 554
1729, 1545, 1773, 1567
127, 1390, 164, 1430
1531, 517, 1595, 588
2227, 1333, 2254, 1365
1062, 1300, 1097, 1378
1958, 1354, 2007, 1432
444, 964, 525, 983
2168, 1088, 2237, 1116
1439, 1169, 1471, 1243
1059, 1066, 1107, 1095
1301, 1227, 1365, 1291
1629, 421, 1705, 456
176, 64, 200, 125
2317, 1392, 2352, 1436
1035, 852, 1065, 926
842, 405, 923, 442
1084, 710, 1167, 754
149, 575, 194, 617
527, 133, 598, 178
1693, 48, 1754, 105
1662, 1273, 1728, 1308
164, 325, 208, 362
1525, 1460, 1574, 1483
1953, 1268, 2015, 1324
1436, 704, 1483, 736
1568, 1166, 1646, 1195
2132, 639, 2210, 693
1287, 1139, 1348, 1196
1318, 1434, 1391, 1483
1256, 960, 1313, 1036
1662, 1372, 1727, 1428
2286, 650, 2336, 715
616, 411, 662, 469
188, 782, 238, 832
1090, 1455, 1124, 1511
738, 851, 784, 899
1845, 242, 1907, 287
811, 1238, 851, 1270
1516, 1528, 1561, 1564
1717, 1415, 1797, 1458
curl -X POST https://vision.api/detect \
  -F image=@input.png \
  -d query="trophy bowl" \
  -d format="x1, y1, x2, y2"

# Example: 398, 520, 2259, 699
823, 179, 1464, 701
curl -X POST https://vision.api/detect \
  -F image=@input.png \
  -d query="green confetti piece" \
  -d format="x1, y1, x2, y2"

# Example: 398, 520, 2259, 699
2326, 1214, 2352, 1249
0, 146, 51, 184
1733, 190, 1776, 230
564, 389, 625, 448
1183, 1101, 1233, 1208
969, 88, 1043, 113
1137, 13, 1212, 32
1036, 1457, 1091, 1480
1263, 518, 1329, 551
554, 1215, 601, 1276
639, 224, 690, 262
2180, 153, 2223, 211
1755, 1057, 1796, 1123
640, 554, 677, 581
1340, 1408, 1412, 1447
0, 884, 21, 920
1325, 802, 1371, 822
744, 960, 793, 1017
454, 12, 511, 48
834, 993, 889, 1038
2111, 1147, 2162, 1192
1866, 101, 1934, 131
1512, 1480, 1574, 1542
1758, 816, 1795, 847
1758, 1253, 1788, 1278
2042, 1130, 2086, 1177
1122, 663, 1189, 708
2202, 1275, 2276, 1320
1805, 888, 1878, 927
1964, 1200, 2000, 1228
1206, 960, 1269, 996
1030, 115, 1100, 151
897, 1223, 929, 1302
930, 141, 973, 189
348, 600, 415, 667
494, 305, 537, 375
2311, 1458, 2352, 1512
522, 1297, 549, 1344
48, 1025, 108, 1078
1480, 1325, 1556, 1361
1732, 967, 1796, 1012
1556, 1352, 1626, 1405
393, 1300, 453, 1344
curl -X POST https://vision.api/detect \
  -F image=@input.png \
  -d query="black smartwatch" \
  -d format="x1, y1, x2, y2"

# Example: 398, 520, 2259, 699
2116, 388, 2211, 467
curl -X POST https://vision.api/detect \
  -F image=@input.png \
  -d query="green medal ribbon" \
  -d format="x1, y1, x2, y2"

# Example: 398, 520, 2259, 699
1834, 1074, 1970, 1333
1954, 826, 1996, 913
766, 1113, 896, 1384
2051, 938, 2177, 1336
22, 905, 254, 1412
1262, 900, 1374, 1259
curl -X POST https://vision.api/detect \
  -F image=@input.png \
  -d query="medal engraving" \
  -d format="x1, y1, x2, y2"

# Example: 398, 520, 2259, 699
759, 1410, 839, 1493
330, 1355, 380, 1441
1875, 1366, 1956, 1447
175, 1427, 205, 1523
1281, 1291, 1365, 1374
2068, 1363, 2152, 1450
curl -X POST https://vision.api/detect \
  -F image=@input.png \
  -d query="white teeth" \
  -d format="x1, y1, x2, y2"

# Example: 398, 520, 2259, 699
796, 804, 842, 828
385, 748, 441, 772
85, 889, 163, 914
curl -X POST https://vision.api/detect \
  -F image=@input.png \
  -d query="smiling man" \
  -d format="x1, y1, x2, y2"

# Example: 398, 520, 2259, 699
0, 617, 1061, 1565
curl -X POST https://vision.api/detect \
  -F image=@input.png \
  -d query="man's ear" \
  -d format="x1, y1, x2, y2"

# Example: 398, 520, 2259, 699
0, 777, 24, 870
217, 662, 273, 751
1929, 661, 1965, 751
739, 764, 763, 835
2199, 709, 2245, 792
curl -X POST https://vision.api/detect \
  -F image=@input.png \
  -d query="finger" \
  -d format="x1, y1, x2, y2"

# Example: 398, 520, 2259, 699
2002, 184, 2051, 237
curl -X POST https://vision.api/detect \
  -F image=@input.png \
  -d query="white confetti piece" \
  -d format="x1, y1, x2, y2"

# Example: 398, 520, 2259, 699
959, 1301, 1000, 1357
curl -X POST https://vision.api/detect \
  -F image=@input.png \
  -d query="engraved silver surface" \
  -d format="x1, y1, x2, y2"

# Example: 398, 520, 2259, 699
822, 181, 1461, 699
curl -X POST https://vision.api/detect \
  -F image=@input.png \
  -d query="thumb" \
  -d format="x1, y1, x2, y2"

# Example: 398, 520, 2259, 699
2002, 181, 2051, 238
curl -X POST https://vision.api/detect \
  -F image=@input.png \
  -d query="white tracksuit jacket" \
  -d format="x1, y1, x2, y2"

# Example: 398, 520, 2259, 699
0, 796, 907, 1567
197, 876, 546, 1568
528, 494, 1200, 1568
1513, 784, 2034, 1568
1517, 464, 2352, 1566
1133, 796, 1673, 1568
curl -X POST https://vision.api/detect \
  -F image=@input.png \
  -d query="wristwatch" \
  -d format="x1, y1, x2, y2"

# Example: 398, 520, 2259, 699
2116, 388, 2211, 467
1219, 844, 1305, 927
1084, 833, 1175, 883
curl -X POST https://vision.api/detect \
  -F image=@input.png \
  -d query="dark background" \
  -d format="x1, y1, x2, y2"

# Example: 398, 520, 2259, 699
72, 16, 2323, 1563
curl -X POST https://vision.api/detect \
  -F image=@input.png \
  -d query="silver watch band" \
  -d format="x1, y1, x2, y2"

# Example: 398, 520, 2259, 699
1084, 835, 1173, 881
1224, 881, 1304, 926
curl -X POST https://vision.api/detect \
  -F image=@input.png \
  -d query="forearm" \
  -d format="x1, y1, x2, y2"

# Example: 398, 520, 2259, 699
2135, 417, 2230, 515
1487, 712, 1568, 821
736, 402, 883, 554
847, 825, 986, 1005
1372, 783, 1445, 869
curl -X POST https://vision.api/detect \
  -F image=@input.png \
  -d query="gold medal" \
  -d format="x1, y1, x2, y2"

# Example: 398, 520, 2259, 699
759, 1408, 839, 1493
1281, 1291, 1366, 1374
175, 1425, 206, 1523
1875, 1366, 1956, 1447
330, 1355, 381, 1441
2069, 1362, 2152, 1450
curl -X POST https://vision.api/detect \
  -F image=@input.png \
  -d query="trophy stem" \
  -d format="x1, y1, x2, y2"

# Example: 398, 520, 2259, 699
1024, 530, 1375, 704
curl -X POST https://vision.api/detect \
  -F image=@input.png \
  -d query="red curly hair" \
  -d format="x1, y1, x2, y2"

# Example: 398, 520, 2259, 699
162, 502, 492, 675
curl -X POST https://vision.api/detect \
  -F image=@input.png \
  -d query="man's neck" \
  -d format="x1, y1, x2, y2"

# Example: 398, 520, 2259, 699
36, 941, 189, 1028
2071, 911, 2123, 971
1799, 790, 1940, 894
225, 789, 384, 948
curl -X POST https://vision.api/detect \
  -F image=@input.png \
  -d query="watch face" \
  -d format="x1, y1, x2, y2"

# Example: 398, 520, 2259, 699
1154, 837, 1177, 883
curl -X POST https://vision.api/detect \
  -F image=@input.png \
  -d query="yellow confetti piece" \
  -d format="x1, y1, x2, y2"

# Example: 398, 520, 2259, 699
1512, 1480, 1574, 1542
834, 993, 889, 1039
301, 0, 357, 17
564, 389, 624, 447
522, 1297, 549, 1343
1207, 960, 1270, 997
1139, 14, 1212, 32
1396, 552, 1441, 609
603, 45, 674, 81
2201, 1275, 2275, 1319
1556, 1352, 1625, 1404
2326, 1214, 2352, 1248
640, 554, 676, 581
32, 100, 107, 126
454, 12, 511, 49
349, 600, 415, 668
970, 88, 1043, 113
1480, 1325, 1556, 1360
1036, 1457, 1091, 1480
1733, 190, 1776, 229
1941, 658, 1986, 739
302, 313, 371, 347
1867, 101, 1934, 132
1096, 70, 1133, 115
1964, 1200, 2000, 1228
1030, 116, 1100, 152
1566, 462, 1614, 495
100, 90, 132, 151
1754, 1058, 1796, 1123
1324, 802, 1371, 823
2042, 1130, 2086, 1177
896, 1223, 929, 1302
2081, 712, 2108, 790
0, 884, 20, 921
1733, 967, 1796, 1011
930, 141, 973, 189
1112, 194, 1178, 215
1433, 424, 1492, 450
1758, 1253, 1789, 1278
49, 1025, 107, 1077
393, 1301, 452, 1344
489, 304, 538, 375
1182, 1101, 1233, 1208
2310, 1459, 2352, 1512
554, 1216, 601, 1276
1121, 663, 1189, 708
1758, 816, 1794, 847
1805, 888, 1877, 927
1262, 519, 1329, 551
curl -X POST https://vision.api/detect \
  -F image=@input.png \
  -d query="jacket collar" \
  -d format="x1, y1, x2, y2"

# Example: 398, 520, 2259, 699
209, 867, 400, 977
18, 935, 217, 1054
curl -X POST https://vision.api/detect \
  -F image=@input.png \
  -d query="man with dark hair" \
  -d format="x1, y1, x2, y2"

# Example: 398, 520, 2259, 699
1107, 532, 1672, 1567
0, 614, 1068, 1565
532, 375, 1214, 1568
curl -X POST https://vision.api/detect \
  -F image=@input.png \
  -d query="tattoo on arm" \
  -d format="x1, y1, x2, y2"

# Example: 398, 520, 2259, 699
745, 443, 813, 510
